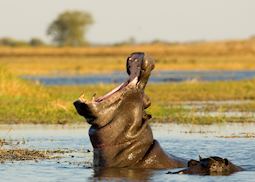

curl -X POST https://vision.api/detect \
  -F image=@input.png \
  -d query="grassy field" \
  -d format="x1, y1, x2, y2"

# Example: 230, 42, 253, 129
1, 39, 255, 76
0, 65, 80, 124
1, 55, 255, 76
0, 39, 255, 124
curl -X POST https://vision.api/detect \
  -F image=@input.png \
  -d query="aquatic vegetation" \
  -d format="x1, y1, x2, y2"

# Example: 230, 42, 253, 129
0, 148, 80, 163
0, 149, 50, 162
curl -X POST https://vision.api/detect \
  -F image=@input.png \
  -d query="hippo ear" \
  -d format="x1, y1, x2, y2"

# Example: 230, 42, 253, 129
209, 157, 216, 162
188, 159, 199, 167
224, 158, 229, 165
199, 155, 203, 161
126, 56, 131, 75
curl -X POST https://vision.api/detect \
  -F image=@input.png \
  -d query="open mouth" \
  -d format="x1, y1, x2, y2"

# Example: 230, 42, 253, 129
94, 53, 145, 102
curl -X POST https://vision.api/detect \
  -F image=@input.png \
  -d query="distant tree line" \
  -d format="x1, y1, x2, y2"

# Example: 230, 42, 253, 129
0, 10, 93, 47
0, 37, 45, 47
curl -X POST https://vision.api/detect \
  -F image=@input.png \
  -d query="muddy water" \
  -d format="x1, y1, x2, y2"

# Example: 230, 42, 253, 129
0, 124, 255, 182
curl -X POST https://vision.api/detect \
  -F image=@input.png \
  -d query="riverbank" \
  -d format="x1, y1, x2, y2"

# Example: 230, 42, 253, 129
1, 66, 255, 124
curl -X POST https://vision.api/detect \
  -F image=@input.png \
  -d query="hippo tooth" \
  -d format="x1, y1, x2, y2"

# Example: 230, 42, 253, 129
92, 93, 97, 101
79, 93, 86, 102
130, 77, 138, 85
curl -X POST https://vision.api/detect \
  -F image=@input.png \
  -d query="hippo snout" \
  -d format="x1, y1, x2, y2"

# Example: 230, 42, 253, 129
73, 100, 97, 123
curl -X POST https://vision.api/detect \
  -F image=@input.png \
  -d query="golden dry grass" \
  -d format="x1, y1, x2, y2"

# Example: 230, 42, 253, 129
1, 38, 255, 56
1, 55, 255, 76
0, 38, 255, 76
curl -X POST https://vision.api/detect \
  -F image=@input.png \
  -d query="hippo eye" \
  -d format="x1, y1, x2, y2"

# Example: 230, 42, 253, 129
211, 163, 216, 168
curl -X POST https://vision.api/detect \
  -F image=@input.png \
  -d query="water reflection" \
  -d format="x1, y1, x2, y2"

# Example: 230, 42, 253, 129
92, 167, 155, 181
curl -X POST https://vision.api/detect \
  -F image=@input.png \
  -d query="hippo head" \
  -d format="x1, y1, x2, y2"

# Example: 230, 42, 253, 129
173, 156, 239, 175
189, 156, 230, 175
73, 52, 154, 127
200, 156, 230, 174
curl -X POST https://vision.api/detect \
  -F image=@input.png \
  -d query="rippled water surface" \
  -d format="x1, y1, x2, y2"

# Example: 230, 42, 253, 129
0, 124, 255, 182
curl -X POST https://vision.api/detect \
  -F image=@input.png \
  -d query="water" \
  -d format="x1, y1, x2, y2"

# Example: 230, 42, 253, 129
0, 124, 255, 182
22, 70, 255, 85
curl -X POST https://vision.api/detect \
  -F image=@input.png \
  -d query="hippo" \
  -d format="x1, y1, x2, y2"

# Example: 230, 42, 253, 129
168, 156, 243, 175
73, 52, 186, 169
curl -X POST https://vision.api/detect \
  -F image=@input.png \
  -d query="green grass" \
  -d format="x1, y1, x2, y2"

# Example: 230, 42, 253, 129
1, 65, 255, 124
0, 65, 82, 124
47, 81, 255, 124
48, 79, 255, 102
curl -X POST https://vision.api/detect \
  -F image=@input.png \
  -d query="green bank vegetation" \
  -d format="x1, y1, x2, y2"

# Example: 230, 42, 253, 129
0, 66, 81, 124
49, 81, 255, 124
1, 65, 254, 124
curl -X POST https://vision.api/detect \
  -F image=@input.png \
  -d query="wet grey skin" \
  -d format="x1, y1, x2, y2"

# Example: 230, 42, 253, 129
73, 52, 186, 169
168, 156, 243, 175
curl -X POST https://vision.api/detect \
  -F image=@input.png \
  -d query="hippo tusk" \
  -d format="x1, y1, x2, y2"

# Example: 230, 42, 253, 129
130, 77, 138, 86
79, 93, 86, 103
92, 93, 97, 102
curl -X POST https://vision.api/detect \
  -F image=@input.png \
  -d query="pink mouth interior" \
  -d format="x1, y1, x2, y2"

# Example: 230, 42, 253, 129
95, 81, 129, 102
95, 57, 142, 102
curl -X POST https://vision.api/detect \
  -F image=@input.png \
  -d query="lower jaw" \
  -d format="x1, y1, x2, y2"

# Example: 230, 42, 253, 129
95, 77, 139, 102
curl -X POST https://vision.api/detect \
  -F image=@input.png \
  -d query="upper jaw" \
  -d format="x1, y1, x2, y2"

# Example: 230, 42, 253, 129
79, 52, 153, 103
126, 52, 144, 84
130, 53, 155, 90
